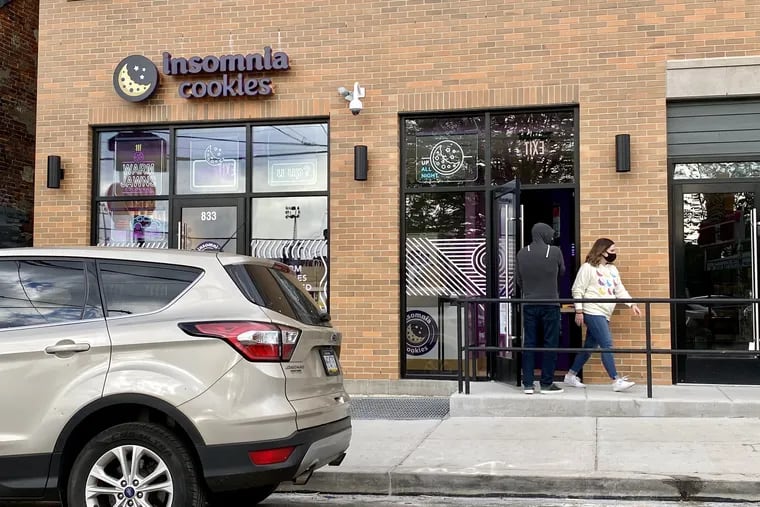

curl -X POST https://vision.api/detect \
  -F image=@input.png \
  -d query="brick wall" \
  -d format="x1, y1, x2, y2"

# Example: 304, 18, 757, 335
35, 0, 760, 383
0, 0, 37, 247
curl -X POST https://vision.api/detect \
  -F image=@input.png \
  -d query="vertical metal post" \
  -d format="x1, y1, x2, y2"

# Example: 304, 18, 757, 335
456, 300, 463, 394
645, 301, 653, 399
464, 302, 471, 395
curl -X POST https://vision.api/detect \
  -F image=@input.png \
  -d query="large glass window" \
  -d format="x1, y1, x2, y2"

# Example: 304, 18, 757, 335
96, 201, 169, 248
175, 127, 246, 194
252, 124, 328, 192
404, 116, 485, 188
491, 111, 575, 185
98, 130, 170, 197
251, 196, 328, 311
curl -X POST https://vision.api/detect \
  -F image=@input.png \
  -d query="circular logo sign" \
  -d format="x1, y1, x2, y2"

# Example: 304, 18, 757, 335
405, 310, 439, 356
113, 55, 159, 102
429, 140, 465, 176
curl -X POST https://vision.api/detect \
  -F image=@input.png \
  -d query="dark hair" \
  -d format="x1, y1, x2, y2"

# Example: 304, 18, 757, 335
585, 238, 615, 266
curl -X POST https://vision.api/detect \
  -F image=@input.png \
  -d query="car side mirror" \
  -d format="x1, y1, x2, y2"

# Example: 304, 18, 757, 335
319, 311, 331, 323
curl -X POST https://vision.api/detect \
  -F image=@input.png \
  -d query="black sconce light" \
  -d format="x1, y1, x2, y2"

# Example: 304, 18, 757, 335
47, 155, 64, 188
354, 145, 368, 181
615, 134, 631, 173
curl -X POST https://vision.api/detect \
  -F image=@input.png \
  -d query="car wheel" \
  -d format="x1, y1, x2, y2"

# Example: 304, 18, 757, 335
208, 483, 279, 506
67, 422, 206, 507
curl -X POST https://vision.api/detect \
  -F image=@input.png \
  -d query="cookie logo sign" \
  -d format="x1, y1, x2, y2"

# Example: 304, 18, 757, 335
113, 55, 159, 102
405, 311, 439, 356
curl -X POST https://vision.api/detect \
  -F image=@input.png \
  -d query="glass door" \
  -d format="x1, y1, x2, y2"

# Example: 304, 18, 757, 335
172, 198, 245, 254
673, 183, 760, 384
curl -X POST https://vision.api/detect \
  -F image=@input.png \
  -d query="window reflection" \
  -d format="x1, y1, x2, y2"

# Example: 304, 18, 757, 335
674, 162, 760, 180
252, 124, 328, 192
96, 201, 169, 248
404, 192, 486, 373
491, 111, 575, 185
98, 130, 170, 197
0, 260, 94, 328
176, 127, 246, 194
251, 196, 329, 311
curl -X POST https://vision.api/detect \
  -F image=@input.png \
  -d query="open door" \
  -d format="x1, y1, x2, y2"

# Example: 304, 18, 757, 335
492, 180, 521, 383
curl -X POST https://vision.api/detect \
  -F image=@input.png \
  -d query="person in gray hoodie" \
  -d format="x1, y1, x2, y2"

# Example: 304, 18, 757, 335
515, 222, 566, 394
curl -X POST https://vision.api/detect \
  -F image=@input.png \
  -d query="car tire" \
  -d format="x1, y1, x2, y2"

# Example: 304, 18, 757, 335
67, 422, 206, 507
208, 483, 279, 506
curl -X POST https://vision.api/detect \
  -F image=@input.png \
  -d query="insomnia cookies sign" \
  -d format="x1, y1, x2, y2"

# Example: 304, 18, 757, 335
112, 48, 290, 102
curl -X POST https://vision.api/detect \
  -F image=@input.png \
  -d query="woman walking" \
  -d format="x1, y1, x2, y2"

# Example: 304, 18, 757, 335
564, 238, 641, 392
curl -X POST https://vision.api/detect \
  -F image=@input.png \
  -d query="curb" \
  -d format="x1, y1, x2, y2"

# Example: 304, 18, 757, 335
279, 470, 760, 501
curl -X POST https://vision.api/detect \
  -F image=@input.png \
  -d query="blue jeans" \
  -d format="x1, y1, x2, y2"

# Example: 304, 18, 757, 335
522, 305, 560, 388
570, 314, 618, 379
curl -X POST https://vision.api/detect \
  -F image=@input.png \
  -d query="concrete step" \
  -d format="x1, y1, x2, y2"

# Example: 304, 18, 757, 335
450, 381, 760, 417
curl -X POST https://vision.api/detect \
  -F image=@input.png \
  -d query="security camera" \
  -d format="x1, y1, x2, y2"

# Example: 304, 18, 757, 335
349, 97, 363, 115
338, 81, 365, 115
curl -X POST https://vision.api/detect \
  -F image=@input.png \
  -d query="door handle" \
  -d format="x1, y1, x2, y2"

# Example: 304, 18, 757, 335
45, 340, 91, 355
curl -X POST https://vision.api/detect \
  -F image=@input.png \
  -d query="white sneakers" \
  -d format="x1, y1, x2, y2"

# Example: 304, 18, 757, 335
564, 373, 635, 392
612, 376, 635, 392
563, 373, 586, 388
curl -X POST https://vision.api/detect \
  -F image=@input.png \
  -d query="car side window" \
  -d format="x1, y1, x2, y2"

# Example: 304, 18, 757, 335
98, 261, 203, 316
0, 259, 95, 329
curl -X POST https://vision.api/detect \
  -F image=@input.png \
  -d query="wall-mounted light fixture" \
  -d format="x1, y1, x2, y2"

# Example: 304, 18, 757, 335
615, 134, 631, 173
354, 145, 368, 181
47, 155, 64, 188
337, 82, 365, 116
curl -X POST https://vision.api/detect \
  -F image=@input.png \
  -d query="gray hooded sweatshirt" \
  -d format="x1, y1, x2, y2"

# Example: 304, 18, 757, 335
514, 223, 565, 305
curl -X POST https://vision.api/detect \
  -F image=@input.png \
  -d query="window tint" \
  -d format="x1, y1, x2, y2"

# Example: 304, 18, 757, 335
99, 261, 202, 316
226, 263, 325, 326
0, 259, 98, 329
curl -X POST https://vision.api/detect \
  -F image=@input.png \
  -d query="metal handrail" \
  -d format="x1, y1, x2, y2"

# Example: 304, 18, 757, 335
448, 296, 760, 398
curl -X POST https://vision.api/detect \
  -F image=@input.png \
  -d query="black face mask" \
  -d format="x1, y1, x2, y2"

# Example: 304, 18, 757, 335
604, 252, 617, 263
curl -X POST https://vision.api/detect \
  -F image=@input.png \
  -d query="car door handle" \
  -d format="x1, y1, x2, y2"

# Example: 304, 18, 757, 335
45, 340, 91, 355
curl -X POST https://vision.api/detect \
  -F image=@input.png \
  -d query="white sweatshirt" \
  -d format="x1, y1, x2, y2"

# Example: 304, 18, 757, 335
572, 262, 633, 320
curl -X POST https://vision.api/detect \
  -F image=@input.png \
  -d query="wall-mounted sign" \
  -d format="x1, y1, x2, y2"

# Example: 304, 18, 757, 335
268, 161, 318, 186
113, 55, 160, 102
163, 47, 289, 99
416, 135, 478, 183
113, 47, 290, 102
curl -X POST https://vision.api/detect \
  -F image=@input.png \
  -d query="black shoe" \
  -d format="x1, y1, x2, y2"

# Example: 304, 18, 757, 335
540, 383, 564, 394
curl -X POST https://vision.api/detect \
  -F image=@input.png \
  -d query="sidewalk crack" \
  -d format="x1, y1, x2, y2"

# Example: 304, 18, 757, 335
594, 417, 599, 472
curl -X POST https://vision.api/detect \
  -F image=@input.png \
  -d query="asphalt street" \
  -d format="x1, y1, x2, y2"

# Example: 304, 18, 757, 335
1, 493, 755, 506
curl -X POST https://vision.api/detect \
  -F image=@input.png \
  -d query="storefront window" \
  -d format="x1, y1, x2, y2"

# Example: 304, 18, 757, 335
98, 130, 170, 198
96, 200, 169, 248
404, 116, 486, 189
404, 192, 486, 373
175, 127, 246, 194
251, 196, 328, 311
491, 111, 575, 185
252, 124, 328, 192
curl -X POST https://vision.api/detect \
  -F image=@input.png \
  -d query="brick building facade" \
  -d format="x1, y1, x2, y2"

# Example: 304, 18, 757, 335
34, 0, 760, 387
0, 0, 37, 248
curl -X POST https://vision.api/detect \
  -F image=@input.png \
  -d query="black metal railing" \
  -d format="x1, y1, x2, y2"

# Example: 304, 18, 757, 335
447, 296, 760, 398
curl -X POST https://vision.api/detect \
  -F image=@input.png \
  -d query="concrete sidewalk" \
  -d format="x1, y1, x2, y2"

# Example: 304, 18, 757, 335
284, 416, 760, 501
282, 383, 760, 501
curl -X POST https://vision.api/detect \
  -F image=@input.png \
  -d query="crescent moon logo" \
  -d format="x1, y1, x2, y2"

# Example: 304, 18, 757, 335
113, 55, 159, 102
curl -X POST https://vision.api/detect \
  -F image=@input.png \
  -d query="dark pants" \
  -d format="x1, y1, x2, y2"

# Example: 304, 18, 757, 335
522, 305, 561, 388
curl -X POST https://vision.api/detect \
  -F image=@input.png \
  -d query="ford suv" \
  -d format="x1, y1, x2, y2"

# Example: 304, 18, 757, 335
0, 247, 351, 506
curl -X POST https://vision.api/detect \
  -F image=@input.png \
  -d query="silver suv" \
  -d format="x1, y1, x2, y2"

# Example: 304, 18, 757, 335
0, 247, 351, 506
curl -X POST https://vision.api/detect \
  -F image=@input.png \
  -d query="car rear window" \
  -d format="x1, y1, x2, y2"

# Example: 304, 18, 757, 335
98, 261, 203, 316
226, 263, 326, 326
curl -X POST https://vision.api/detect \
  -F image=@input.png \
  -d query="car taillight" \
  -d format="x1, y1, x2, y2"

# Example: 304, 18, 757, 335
178, 321, 300, 362
248, 446, 295, 465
